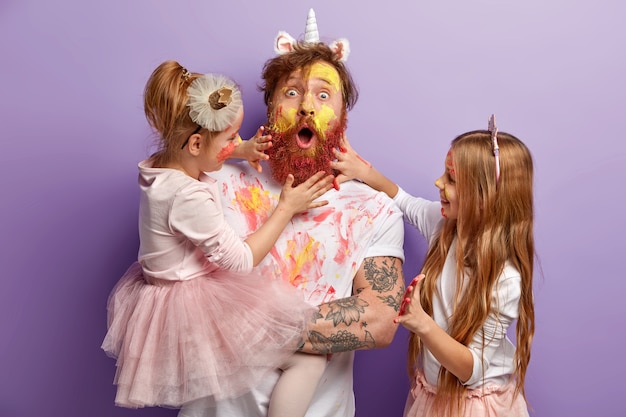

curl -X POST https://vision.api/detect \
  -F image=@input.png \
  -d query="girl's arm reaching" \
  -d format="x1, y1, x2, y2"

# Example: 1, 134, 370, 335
331, 136, 399, 198
230, 125, 273, 173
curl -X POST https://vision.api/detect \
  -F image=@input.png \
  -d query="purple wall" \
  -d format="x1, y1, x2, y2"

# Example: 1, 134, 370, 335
1, 1, 624, 416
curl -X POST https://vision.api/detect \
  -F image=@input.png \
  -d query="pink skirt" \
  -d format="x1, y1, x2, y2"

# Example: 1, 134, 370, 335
404, 371, 530, 417
101, 262, 316, 409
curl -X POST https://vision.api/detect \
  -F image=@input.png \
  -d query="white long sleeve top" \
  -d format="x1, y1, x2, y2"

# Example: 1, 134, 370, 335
394, 186, 521, 389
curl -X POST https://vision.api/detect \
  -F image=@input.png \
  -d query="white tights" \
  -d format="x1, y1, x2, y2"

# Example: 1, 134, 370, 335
267, 352, 327, 417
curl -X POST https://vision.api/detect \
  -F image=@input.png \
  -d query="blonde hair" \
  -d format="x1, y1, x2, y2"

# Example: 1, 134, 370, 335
143, 60, 216, 166
408, 130, 535, 416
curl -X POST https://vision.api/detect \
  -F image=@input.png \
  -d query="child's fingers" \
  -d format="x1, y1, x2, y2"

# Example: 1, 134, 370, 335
334, 173, 350, 185
248, 160, 263, 173
284, 174, 295, 188
396, 274, 425, 318
338, 134, 350, 153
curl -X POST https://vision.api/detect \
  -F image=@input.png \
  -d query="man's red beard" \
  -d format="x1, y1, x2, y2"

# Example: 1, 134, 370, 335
266, 117, 347, 186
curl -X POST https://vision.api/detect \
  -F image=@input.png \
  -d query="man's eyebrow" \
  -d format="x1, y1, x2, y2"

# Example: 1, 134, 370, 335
284, 74, 303, 84
308, 75, 333, 85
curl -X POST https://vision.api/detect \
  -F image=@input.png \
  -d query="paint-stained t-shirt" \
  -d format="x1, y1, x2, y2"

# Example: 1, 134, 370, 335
178, 160, 405, 417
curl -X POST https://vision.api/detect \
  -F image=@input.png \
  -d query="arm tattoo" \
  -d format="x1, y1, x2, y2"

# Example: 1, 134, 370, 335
324, 296, 369, 326
310, 310, 323, 323
363, 257, 399, 293
308, 329, 376, 354
378, 285, 404, 312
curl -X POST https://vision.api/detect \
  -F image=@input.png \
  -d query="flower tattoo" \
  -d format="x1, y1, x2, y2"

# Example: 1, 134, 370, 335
325, 296, 369, 326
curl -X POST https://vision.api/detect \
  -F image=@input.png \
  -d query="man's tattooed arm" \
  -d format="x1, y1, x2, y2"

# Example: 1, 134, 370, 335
299, 256, 405, 355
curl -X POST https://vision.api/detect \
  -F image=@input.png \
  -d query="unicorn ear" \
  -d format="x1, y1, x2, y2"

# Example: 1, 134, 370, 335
275, 31, 296, 54
329, 38, 350, 62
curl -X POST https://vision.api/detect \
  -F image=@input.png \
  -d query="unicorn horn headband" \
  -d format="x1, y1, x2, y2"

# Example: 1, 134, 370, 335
274, 8, 351, 62
304, 8, 319, 43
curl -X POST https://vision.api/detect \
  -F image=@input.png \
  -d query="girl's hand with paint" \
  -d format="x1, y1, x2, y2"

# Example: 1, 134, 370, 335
394, 274, 432, 335
231, 125, 273, 173
277, 171, 335, 215
331, 135, 372, 185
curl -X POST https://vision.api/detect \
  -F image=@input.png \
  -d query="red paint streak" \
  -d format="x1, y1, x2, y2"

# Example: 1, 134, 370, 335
332, 211, 350, 264
216, 142, 236, 162
313, 208, 334, 222
445, 150, 456, 176
356, 154, 371, 167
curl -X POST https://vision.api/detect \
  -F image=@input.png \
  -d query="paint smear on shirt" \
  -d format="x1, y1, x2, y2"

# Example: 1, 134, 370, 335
232, 183, 273, 231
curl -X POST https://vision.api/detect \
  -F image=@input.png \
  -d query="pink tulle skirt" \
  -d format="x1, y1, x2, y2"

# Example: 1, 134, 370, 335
101, 262, 316, 409
404, 371, 530, 417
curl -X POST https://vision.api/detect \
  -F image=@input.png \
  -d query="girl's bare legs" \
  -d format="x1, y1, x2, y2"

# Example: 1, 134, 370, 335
267, 352, 327, 417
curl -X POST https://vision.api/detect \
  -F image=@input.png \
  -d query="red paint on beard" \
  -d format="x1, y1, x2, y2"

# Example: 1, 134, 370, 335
216, 142, 236, 163
266, 118, 346, 186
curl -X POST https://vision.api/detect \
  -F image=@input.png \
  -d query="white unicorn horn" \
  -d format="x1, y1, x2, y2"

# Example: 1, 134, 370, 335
304, 8, 319, 43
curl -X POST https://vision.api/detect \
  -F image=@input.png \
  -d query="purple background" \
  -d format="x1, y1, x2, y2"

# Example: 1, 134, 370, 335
1, 0, 624, 416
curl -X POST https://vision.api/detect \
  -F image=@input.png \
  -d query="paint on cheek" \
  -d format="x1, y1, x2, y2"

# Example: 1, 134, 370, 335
315, 105, 337, 135
274, 103, 298, 131
216, 142, 236, 162
445, 151, 456, 176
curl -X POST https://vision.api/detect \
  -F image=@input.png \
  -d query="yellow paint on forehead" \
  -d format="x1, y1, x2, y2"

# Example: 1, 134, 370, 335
309, 62, 341, 93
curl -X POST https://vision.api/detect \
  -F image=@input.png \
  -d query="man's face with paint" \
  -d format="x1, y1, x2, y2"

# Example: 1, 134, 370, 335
266, 61, 346, 185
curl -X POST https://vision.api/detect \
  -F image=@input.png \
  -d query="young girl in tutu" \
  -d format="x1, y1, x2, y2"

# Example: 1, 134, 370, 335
101, 60, 334, 416
332, 116, 535, 416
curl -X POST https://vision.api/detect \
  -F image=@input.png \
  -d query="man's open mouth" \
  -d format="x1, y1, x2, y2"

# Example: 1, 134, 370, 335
296, 127, 315, 149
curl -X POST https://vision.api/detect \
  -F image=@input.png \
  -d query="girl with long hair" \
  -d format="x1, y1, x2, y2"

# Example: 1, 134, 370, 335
332, 117, 535, 416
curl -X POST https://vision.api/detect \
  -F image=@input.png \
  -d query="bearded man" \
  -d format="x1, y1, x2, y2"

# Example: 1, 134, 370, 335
178, 9, 405, 417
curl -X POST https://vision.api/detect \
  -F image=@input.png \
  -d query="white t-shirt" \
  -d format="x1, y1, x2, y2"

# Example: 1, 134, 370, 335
178, 161, 405, 417
393, 187, 521, 389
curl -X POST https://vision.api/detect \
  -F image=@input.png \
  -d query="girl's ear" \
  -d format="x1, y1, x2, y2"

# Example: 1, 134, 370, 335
185, 134, 203, 156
